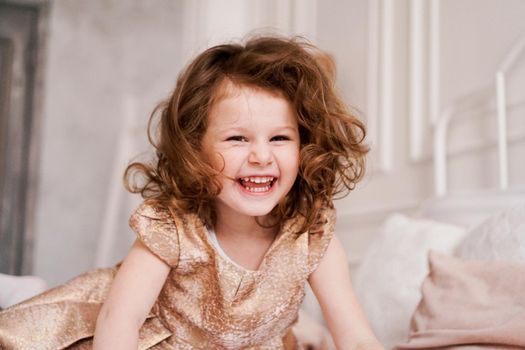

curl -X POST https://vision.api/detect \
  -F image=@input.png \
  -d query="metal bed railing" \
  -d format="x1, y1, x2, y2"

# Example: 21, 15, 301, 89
433, 32, 525, 197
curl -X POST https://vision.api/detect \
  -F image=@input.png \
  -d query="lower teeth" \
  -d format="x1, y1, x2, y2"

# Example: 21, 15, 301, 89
242, 184, 271, 192
238, 179, 275, 193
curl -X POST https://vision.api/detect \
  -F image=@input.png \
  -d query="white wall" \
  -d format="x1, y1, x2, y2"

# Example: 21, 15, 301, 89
34, 0, 525, 287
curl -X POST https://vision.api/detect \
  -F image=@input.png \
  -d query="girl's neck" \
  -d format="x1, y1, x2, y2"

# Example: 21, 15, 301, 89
214, 218, 278, 240
212, 207, 280, 271
214, 206, 278, 240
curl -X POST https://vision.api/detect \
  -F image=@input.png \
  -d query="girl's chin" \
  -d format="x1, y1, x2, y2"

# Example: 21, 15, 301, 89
234, 206, 276, 218
214, 201, 278, 220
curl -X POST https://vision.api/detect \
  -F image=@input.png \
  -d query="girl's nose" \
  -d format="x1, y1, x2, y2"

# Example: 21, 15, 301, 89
248, 143, 273, 165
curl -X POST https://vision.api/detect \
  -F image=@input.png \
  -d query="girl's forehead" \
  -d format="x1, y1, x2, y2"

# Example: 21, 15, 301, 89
207, 79, 298, 128
211, 79, 241, 102
210, 79, 286, 107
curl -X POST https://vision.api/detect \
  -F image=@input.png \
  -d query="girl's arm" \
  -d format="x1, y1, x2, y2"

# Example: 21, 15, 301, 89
308, 236, 384, 350
93, 239, 171, 349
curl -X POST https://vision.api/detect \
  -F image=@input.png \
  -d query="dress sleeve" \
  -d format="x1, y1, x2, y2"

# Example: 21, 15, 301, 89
129, 200, 179, 268
307, 206, 337, 275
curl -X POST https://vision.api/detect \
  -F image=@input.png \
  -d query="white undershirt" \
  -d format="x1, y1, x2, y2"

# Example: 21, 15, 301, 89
207, 227, 246, 270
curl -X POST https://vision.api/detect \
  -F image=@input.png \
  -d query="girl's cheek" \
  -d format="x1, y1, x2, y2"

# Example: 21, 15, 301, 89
213, 153, 228, 170
201, 149, 225, 171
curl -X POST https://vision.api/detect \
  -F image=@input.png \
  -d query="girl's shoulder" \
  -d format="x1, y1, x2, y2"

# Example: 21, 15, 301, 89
132, 199, 173, 220
306, 205, 337, 274
312, 205, 336, 234
128, 199, 183, 268
131, 199, 202, 229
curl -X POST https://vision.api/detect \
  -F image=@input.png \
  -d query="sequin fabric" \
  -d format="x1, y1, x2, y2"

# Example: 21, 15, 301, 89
0, 200, 335, 350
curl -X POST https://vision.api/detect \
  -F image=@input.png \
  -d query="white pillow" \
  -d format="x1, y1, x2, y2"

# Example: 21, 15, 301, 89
352, 214, 467, 349
456, 202, 525, 262
0, 274, 48, 309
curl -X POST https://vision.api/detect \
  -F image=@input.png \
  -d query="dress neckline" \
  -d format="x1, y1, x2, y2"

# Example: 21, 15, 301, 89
207, 227, 254, 272
203, 222, 291, 274
166, 205, 306, 274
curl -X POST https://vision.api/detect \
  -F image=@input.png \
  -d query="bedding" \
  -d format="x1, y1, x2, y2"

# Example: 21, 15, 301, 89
352, 201, 525, 349
456, 203, 525, 262
394, 251, 525, 349
351, 214, 467, 349
0, 274, 47, 310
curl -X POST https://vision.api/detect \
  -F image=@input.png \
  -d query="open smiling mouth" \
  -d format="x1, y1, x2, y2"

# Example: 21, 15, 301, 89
237, 176, 276, 193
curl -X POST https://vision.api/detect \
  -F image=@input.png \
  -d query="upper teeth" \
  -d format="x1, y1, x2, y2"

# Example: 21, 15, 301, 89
242, 176, 274, 184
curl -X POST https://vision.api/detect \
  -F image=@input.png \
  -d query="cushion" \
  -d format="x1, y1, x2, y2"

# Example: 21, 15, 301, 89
456, 202, 525, 262
351, 214, 467, 349
395, 251, 525, 349
0, 274, 48, 309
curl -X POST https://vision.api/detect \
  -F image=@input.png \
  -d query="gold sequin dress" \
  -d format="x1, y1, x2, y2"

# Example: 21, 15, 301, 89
0, 200, 335, 350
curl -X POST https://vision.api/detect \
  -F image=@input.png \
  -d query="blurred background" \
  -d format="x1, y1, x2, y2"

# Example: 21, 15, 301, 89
1, 0, 524, 289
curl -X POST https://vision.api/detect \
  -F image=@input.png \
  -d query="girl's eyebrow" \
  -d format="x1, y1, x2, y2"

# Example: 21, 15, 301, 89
276, 126, 299, 131
268, 125, 299, 134
216, 126, 248, 133
217, 125, 298, 133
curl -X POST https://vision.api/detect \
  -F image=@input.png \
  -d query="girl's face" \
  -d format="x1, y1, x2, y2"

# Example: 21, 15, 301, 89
201, 82, 300, 222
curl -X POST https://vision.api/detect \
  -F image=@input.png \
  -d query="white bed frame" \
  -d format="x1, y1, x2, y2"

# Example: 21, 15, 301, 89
433, 32, 525, 197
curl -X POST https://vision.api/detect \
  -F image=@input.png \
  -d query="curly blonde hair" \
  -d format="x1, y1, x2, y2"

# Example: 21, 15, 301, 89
124, 36, 368, 233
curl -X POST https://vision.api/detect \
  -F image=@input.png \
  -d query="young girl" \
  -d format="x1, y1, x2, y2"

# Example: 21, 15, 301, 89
0, 36, 383, 350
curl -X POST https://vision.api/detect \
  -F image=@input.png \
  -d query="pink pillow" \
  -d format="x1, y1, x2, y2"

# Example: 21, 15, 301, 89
395, 251, 525, 349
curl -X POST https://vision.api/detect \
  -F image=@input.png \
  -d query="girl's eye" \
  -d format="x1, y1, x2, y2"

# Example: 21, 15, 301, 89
271, 135, 291, 142
226, 136, 248, 142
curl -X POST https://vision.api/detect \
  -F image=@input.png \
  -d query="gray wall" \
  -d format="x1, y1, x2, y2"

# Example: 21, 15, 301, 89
35, 1, 185, 286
